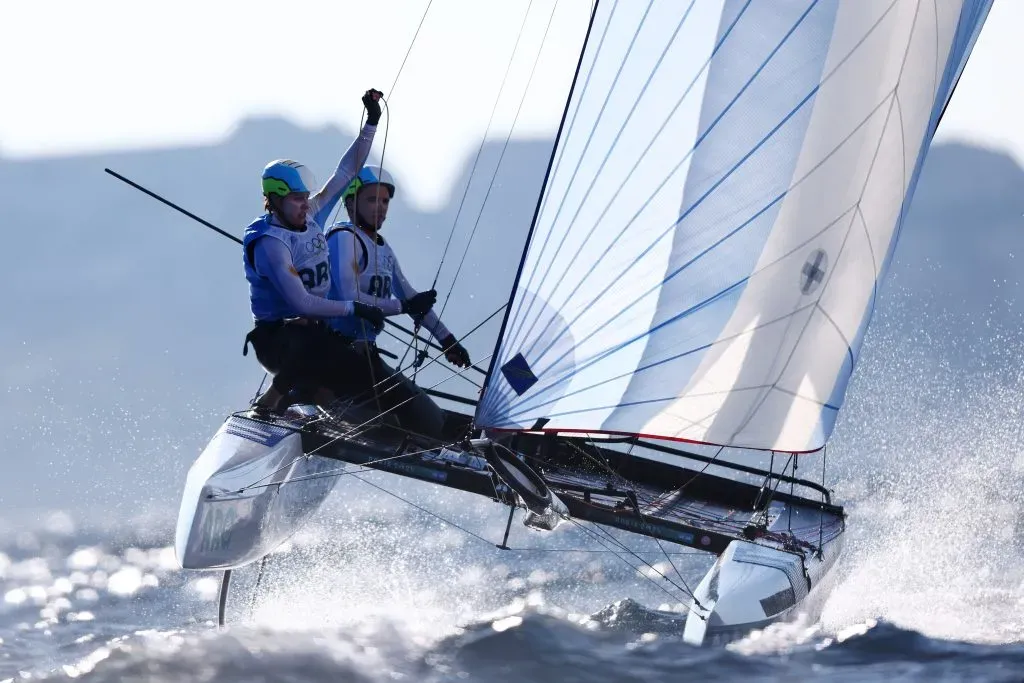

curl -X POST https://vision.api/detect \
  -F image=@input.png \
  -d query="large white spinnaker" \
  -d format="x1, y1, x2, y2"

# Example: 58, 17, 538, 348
476, 0, 993, 452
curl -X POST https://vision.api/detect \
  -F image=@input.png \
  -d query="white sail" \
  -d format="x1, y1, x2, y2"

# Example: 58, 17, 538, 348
476, 0, 992, 452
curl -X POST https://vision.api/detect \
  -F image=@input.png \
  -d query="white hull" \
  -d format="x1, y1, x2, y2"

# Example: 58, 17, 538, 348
682, 504, 844, 646
175, 412, 845, 647
175, 414, 343, 570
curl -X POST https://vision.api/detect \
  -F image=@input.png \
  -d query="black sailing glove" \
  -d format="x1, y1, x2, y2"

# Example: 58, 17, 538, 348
401, 289, 437, 317
362, 88, 383, 126
353, 301, 385, 332
441, 334, 471, 368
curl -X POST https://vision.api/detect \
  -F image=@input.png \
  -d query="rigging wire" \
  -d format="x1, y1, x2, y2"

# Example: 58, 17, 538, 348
323, 1, 435, 388
308, 354, 491, 458
221, 355, 489, 497
206, 442, 460, 497
559, 437, 840, 547
561, 516, 703, 609
428, 0, 539, 293
340, 451, 704, 605
524, 435, 703, 604
380, 327, 482, 389
339, 469, 706, 561
434, 0, 562, 324
353, 471, 495, 546
346, 302, 506, 416
218, 301, 505, 500
391, 0, 540, 376
388, 1, 435, 98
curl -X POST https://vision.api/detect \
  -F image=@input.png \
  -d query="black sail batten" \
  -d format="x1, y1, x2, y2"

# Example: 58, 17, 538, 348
477, 0, 603, 416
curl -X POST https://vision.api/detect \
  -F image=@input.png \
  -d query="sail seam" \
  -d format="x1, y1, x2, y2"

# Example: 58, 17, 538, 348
509, 84, 895, 414
502, 199, 863, 420
480, 0, 987, 452
741, 0, 923, 445
503, 298, 827, 421
477, 0, 605, 416
505, 1, 698, 354
517, 0, 820, 365
504, 377, 840, 428
501, 0, 625, 347
506, 0, 655, 348
505, 0, 749, 357
510, 0, 902, 379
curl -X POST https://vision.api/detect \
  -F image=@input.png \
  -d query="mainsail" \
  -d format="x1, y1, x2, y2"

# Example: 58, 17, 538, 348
476, 0, 992, 452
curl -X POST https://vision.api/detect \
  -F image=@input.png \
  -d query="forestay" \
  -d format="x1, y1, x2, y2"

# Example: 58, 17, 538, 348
476, 0, 992, 452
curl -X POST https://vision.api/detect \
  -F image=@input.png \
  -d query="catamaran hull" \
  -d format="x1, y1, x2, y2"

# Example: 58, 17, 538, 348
175, 415, 342, 570
682, 534, 843, 646
174, 408, 846, 648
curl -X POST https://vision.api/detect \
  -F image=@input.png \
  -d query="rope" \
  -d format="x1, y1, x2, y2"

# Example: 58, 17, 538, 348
341, 303, 505, 422
210, 442, 462, 497
388, 1, 434, 98
435, 0, 561, 325
428, 0, 539, 292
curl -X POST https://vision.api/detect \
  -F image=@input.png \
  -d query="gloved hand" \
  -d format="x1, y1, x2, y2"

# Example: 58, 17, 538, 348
362, 88, 384, 126
401, 289, 437, 317
353, 301, 385, 332
441, 334, 471, 368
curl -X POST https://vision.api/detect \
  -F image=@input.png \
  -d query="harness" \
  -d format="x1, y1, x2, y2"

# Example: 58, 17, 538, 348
242, 317, 397, 360
325, 225, 376, 271
243, 317, 330, 356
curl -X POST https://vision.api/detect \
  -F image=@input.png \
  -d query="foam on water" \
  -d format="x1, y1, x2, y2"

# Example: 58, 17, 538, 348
816, 310, 1024, 646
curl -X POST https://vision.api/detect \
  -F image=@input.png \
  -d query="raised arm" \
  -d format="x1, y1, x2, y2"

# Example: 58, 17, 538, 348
310, 89, 383, 226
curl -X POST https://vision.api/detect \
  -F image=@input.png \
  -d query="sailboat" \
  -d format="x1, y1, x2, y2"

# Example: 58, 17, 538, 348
172, 0, 993, 645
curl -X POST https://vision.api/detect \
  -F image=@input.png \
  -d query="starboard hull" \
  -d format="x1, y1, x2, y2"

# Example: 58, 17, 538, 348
682, 534, 843, 646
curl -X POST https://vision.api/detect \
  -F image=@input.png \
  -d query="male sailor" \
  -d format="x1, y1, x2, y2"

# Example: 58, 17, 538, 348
325, 166, 471, 439
242, 90, 387, 413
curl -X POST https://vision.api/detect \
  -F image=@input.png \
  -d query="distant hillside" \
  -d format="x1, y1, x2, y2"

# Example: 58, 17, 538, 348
874, 143, 1024, 366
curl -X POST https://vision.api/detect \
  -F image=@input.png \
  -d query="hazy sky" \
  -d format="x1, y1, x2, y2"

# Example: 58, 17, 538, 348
2, 0, 1017, 208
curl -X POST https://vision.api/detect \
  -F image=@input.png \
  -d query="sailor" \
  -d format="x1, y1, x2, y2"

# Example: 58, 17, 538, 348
325, 166, 472, 439
242, 90, 387, 413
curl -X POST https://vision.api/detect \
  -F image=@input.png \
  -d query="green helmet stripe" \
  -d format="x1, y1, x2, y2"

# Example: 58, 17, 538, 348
262, 177, 292, 197
343, 177, 365, 201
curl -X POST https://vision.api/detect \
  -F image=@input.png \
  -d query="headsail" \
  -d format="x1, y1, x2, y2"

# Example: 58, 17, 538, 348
476, 0, 992, 452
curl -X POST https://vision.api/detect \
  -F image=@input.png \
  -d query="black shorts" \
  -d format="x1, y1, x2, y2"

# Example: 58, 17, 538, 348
244, 322, 445, 439
337, 345, 444, 439
245, 320, 366, 402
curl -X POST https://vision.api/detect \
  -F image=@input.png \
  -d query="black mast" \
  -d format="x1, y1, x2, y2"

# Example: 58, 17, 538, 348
476, 0, 603, 417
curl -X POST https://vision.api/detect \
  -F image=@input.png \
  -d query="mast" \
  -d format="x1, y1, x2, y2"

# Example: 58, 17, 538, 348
477, 0, 602, 410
